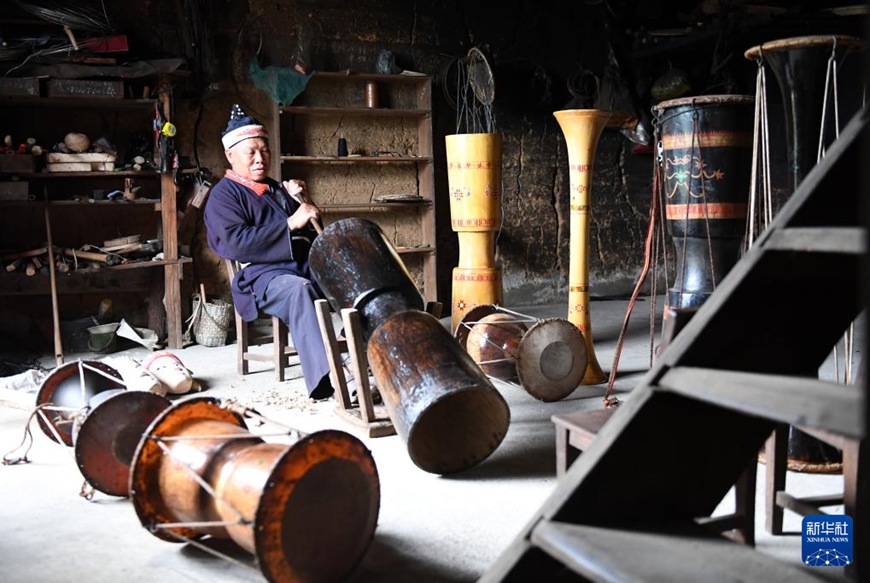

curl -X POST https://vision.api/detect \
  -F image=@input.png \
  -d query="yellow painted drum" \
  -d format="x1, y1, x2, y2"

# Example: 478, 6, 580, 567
446, 132, 504, 331
446, 133, 503, 231
452, 266, 504, 329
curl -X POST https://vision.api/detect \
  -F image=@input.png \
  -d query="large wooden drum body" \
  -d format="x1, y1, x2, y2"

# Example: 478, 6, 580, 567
310, 218, 510, 474
130, 397, 379, 583
446, 133, 504, 331
653, 95, 755, 311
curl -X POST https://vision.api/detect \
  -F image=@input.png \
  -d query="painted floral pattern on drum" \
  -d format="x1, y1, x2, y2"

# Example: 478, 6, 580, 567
448, 161, 497, 169
665, 155, 725, 198
450, 184, 500, 200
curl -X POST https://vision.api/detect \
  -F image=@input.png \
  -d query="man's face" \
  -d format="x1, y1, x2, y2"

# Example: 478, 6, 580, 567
226, 137, 271, 181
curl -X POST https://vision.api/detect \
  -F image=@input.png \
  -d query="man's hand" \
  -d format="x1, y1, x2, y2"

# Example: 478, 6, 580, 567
287, 203, 320, 231
283, 179, 323, 233
283, 179, 309, 204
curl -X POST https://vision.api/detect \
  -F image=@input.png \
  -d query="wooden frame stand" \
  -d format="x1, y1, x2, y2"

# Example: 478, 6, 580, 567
314, 299, 394, 438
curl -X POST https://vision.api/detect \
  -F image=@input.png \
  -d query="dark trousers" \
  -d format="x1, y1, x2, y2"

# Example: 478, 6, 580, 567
256, 274, 330, 396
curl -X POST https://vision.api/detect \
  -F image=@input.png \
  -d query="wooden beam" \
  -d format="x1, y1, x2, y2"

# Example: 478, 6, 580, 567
530, 521, 826, 582
657, 366, 863, 438
766, 227, 866, 254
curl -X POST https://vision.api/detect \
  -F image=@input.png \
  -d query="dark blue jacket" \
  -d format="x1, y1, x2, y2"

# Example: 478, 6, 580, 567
203, 175, 318, 321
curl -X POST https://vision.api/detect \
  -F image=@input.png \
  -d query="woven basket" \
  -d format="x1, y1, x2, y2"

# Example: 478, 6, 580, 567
190, 285, 233, 347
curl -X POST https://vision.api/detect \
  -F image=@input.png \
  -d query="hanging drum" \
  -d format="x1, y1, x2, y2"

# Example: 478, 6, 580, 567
129, 397, 380, 583
446, 132, 505, 331
653, 95, 755, 312
35, 360, 126, 446
310, 218, 510, 474
454, 304, 588, 402
744, 35, 864, 472
744, 35, 864, 195
73, 389, 171, 497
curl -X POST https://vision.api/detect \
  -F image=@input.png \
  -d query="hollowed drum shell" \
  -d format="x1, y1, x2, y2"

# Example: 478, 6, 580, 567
309, 218, 423, 341
36, 360, 125, 446
463, 311, 527, 381
654, 95, 754, 310
74, 390, 171, 496
368, 310, 510, 474
129, 397, 380, 583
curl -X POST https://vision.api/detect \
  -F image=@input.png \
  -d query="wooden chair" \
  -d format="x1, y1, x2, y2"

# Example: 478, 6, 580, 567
224, 259, 298, 381
552, 407, 758, 546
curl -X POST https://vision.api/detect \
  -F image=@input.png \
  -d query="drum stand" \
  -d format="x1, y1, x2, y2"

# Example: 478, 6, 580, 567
314, 299, 392, 438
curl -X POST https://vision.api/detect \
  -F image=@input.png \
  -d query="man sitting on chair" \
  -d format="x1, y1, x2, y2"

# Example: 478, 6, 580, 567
204, 104, 333, 400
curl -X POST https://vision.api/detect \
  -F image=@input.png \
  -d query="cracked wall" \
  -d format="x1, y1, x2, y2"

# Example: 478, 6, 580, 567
181, 0, 655, 309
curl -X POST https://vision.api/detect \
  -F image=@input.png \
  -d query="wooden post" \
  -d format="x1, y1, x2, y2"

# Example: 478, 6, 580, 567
44, 197, 63, 365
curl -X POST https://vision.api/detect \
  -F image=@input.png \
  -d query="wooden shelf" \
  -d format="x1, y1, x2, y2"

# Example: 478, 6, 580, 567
0, 88, 187, 350
274, 73, 437, 302
280, 155, 431, 163
322, 201, 432, 212
4, 171, 160, 178
280, 105, 430, 118
396, 246, 434, 255
0, 199, 161, 207
0, 97, 156, 109
0, 258, 192, 296
98, 257, 192, 271
307, 71, 431, 83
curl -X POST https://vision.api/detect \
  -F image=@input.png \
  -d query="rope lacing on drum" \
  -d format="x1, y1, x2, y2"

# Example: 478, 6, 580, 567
816, 36, 853, 385
458, 309, 537, 385
2, 402, 80, 465
141, 399, 308, 537
157, 528, 263, 575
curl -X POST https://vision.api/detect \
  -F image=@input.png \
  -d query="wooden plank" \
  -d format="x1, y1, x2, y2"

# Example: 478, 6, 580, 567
47, 162, 116, 172
657, 366, 863, 438
766, 227, 866, 254
161, 170, 182, 349
776, 491, 844, 518
530, 521, 830, 583
46, 153, 116, 163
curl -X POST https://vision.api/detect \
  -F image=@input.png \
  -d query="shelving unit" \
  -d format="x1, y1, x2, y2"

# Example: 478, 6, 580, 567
0, 92, 187, 353
273, 71, 437, 301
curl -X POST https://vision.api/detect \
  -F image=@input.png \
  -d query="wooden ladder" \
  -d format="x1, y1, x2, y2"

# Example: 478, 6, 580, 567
481, 107, 868, 582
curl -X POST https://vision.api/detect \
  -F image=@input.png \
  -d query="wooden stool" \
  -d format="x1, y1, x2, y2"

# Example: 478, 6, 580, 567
552, 408, 613, 478
552, 407, 758, 545
224, 259, 298, 381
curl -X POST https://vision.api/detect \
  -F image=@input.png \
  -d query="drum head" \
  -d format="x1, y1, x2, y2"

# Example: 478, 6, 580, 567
256, 430, 380, 583
74, 391, 170, 497
516, 319, 587, 402
35, 360, 124, 446
129, 397, 246, 542
453, 303, 501, 347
